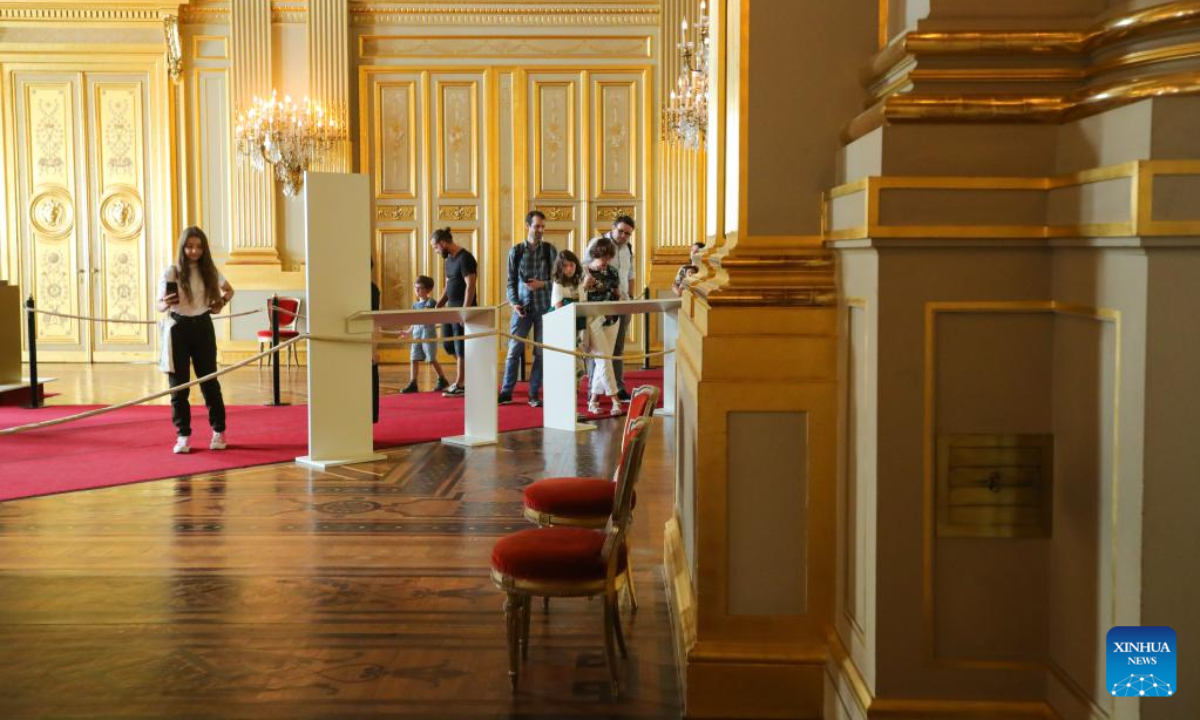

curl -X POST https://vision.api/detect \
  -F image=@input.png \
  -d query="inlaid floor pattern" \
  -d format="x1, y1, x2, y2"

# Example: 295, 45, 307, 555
0, 363, 681, 719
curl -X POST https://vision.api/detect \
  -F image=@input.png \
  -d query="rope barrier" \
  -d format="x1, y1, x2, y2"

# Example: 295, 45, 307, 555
1, 322, 671, 436
31, 307, 263, 324
0, 335, 305, 437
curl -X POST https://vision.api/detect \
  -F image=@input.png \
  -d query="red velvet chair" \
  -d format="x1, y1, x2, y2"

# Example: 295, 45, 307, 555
490, 416, 651, 696
257, 297, 302, 368
522, 385, 659, 612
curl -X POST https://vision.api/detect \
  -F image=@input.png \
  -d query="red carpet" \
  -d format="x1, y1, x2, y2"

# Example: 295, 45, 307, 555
0, 370, 663, 502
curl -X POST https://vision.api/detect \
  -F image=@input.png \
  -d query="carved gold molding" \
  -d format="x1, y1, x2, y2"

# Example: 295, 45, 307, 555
351, 4, 659, 26
848, 0, 1200, 142
438, 204, 477, 221
596, 205, 635, 222
377, 204, 416, 221
360, 35, 653, 59
536, 205, 574, 222
163, 15, 182, 82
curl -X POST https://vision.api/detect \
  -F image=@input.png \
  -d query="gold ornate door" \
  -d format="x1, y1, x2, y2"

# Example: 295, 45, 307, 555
9, 69, 156, 362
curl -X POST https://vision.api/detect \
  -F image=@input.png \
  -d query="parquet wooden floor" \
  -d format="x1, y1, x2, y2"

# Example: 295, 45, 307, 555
0, 364, 682, 719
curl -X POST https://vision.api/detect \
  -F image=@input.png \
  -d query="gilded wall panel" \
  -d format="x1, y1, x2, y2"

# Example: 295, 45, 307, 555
24, 82, 80, 344
375, 229, 415, 312
375, 81, 417, 199
437, 80, 479, 198
532, 79, 577, 199
92, 82, 147, 344
595, 80, 636, 199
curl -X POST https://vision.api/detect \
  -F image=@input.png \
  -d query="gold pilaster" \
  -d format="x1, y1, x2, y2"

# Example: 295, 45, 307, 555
308, 0, 350, 173
229, 0, 278, 265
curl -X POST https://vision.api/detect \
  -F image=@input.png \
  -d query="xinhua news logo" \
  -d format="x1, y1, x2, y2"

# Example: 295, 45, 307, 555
1107, 626, 1176, 698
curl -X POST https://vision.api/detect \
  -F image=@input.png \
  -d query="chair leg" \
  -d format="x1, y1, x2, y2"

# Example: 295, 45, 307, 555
612, 591, 629, 659
520, 595, 532, 660
602, 592, 621, 698
504, 593, 521, 692
258, 341, 265, 368
624, 554, 639, 615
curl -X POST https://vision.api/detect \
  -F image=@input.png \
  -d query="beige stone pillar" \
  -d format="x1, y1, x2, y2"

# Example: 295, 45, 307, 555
229, 0, 278, 265
307, 0, 350, 173
821, 2, 1200, 719
664, 1, 876, 718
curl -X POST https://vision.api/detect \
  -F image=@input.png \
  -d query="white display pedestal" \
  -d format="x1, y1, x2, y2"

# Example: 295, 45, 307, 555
296, 172, 388, 469
542, 298, 681, 433
347, 306, 498, 447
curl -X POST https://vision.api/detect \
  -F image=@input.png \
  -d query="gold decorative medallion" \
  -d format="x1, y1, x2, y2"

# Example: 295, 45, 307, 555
29, 188, 74, 239
99, 188, 144, 239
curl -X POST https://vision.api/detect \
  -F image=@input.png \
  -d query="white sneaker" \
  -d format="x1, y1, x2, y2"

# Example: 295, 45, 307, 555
587, 398, 601, 415
610, 399, 624, 416
173, 436, 191, 454
210, 432, 227, 451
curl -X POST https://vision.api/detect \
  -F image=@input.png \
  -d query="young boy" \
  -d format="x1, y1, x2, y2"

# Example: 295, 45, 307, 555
401, 275, 450, 393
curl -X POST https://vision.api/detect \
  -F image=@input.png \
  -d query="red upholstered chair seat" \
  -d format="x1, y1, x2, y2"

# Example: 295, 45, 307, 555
524, 477, 637, 518
256, 329, 301, 340
491, 527, 627, 583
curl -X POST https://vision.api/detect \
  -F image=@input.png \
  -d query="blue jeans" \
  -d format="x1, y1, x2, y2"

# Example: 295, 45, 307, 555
501, 311, 543, 397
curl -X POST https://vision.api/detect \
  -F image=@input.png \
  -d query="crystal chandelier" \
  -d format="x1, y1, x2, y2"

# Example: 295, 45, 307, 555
663, 0, 710, 150
234, 91, 347, 197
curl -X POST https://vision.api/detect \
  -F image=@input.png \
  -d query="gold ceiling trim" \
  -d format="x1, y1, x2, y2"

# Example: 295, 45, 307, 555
178, 3, 659, 26
0, 8, 166, 23
351, 4, 658, 26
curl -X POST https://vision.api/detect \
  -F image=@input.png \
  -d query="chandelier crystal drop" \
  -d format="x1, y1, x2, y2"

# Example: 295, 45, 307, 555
663, 0, 710, 150
234, 90, 348, 198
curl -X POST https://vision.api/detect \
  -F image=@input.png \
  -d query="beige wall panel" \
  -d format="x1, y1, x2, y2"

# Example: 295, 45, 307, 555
360, 35, 653, 60
1047, 177, 1133, 227
1055, 101, 1152, 175
728, 410, 809, 615
193, 69, 231, 257
879, 188, 1046, 227
1151, 174, 1200, 222
933, 313, 1052, 663
193, 35, 228, 60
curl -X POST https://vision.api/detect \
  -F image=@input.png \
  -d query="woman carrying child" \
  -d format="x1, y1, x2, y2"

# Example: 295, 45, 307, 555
581, 237, 624, 416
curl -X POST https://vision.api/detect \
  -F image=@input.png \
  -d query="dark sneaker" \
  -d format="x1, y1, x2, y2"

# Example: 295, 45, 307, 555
433, 377, 450, 392
529, 398, 542, 408
617, 389, 631, 402
498, 392, 513, 405
400, 381, 419, 394
442, 384, 465, 397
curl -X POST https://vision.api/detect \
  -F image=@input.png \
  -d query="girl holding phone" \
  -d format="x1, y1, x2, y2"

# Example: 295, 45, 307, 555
157, 226, 234, 454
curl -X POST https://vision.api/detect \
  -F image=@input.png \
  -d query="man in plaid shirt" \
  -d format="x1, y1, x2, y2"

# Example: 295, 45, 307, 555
499, 210, 558, 407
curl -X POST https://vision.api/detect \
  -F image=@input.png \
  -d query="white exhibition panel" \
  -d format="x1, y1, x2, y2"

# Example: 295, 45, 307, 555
348, 307, 498, 447
297, 172, 387, 469
543, 298, 681, 432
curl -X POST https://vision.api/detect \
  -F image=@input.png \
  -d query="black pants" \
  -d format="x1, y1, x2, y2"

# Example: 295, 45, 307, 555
372, 362, 380, 424
169, 313, 226, 437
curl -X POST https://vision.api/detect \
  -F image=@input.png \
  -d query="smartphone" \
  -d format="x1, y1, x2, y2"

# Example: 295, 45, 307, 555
165, 281, 178, 297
